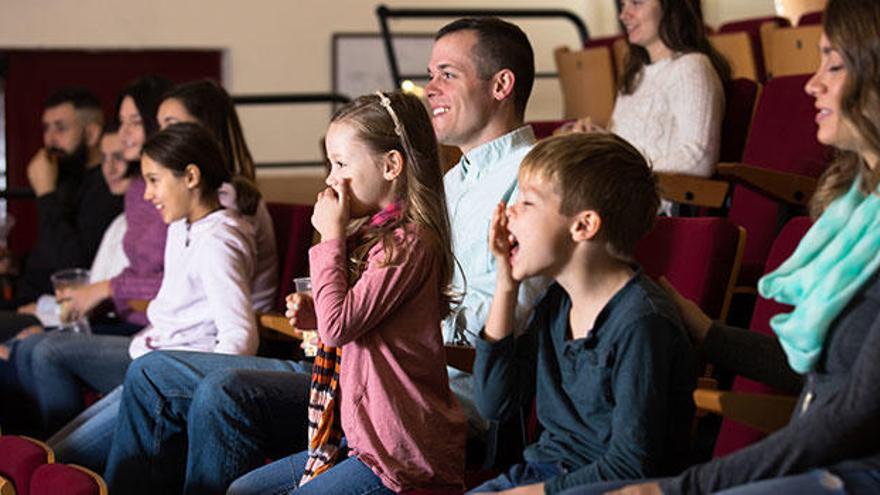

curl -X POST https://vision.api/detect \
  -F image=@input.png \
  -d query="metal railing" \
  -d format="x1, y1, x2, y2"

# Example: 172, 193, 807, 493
231, 92, 349, 168
375, 5, 590, 88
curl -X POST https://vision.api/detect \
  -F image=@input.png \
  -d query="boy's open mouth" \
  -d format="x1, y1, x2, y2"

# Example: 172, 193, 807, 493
508, 234, 519, 260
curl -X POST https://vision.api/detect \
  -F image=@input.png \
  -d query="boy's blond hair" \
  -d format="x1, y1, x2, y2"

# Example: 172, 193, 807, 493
519, 133, 659, 258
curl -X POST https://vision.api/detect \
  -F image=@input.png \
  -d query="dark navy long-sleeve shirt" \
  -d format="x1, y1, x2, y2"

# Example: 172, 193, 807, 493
474, 273, 696, 494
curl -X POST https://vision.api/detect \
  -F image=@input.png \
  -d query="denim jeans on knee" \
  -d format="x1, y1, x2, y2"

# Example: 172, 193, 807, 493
49, 385, 123, 472
229, 446, 395, 495
104, 350, 312, 495
30, 332, 131, 433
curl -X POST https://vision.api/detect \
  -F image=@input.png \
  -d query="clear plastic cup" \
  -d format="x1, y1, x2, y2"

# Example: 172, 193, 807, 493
50, 268, 92, 334
293, 277, 317, 356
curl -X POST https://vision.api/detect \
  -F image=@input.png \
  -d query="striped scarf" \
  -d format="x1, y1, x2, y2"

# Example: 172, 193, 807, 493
299, 201, 404, 486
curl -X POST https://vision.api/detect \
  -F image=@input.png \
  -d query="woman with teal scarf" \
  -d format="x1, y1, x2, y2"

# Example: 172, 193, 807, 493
558, 0, 880, 494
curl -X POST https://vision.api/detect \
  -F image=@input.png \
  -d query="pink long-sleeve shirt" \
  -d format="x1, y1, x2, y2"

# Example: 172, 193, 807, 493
109, 178, 166, 325
310, 225, 466, 492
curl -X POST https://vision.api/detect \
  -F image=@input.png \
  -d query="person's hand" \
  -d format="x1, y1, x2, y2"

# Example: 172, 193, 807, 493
61, 280, 112, 319
554, 116, 606, 136
17, 302, 37, 315
285, 292, 317, 331
658, 276, 712, 345
312, 179, 350, 241
489, 483, 545, 495
27, 149, 59, 197
606, 481, 662, 495
489, 201, 518, 293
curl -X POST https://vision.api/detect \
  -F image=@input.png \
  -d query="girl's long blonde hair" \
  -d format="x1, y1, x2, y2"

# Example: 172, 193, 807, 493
809, 0, 880, 216
330, 92, 456, 318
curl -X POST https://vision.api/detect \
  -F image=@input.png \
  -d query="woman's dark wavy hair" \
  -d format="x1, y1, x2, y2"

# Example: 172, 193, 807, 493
116, 75, 173, 177
619, 0, 731, 95
161, 79, 261, 214
809, 0, 880, 217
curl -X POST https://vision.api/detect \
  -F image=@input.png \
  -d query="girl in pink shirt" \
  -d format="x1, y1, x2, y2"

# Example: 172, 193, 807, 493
229, 92, 466, 494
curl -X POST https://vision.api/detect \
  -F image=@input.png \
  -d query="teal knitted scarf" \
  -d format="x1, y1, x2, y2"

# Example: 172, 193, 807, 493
758, 177, 880, 373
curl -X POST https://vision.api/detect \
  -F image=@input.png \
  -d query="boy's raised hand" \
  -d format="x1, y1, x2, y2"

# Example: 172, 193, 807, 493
489, 201, 517, 292
312, 178, 350, 241
285, 292, 317, 330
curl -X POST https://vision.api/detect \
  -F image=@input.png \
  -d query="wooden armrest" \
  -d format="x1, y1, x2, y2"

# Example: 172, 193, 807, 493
445, 344, 476, 374
0, 475, 14, 495
716, 163, 818, 207
257, 312, 302, 340
693, 388, 797, 434
655, 173, 730, 208
128, 299, 149, 313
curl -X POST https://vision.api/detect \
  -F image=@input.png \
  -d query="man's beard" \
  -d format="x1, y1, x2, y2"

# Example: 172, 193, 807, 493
47, 139, 89, 183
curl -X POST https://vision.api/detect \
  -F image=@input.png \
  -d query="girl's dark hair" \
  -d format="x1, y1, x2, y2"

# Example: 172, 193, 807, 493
116, 75, 173, 177
620, 0, 731, 95
141, 122, 231, 202
331, 92, 457, 317
161, 79, 261, 215
810, 0, 880, 216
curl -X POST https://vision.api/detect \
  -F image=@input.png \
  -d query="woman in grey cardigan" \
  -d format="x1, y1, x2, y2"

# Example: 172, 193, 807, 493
563, 0, 880, 494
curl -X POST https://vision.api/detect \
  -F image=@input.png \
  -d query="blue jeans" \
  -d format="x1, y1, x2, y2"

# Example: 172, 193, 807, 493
49, 386, 123, 472
103, 350, 312, 495
558, 468, 880, 494
468, 461, 565, 493
27, 332, 132, 433
228, 447, 394, 495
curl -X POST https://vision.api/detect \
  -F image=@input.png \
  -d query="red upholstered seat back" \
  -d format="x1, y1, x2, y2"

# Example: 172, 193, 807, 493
798, 11, 824, 26
727, 74, 829, 285
635, 217, 743, 320
720, 78, 760, 163
713, 216, 813, 456
266, 202, 315, 308
29, 464, 104, 495
0, 436, 53, 495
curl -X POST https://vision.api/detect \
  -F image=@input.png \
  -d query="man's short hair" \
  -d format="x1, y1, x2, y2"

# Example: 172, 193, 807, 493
436, 17, 535, 119
520, 133, 660, 258
44, 86, 103, 125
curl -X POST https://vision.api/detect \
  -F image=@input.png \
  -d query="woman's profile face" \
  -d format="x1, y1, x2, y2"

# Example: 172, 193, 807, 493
619, 0, 664, 52
157, 98, 198, 130
118, 96, 146, 162
806, 34, 859, 151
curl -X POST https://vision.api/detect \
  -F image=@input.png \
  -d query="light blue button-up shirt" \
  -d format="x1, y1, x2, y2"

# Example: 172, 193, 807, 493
442, 125, 551, 431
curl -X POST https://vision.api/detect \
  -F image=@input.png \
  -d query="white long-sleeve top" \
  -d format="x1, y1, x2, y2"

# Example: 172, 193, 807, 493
609, 52, 724, 177
129, 208, 259, 359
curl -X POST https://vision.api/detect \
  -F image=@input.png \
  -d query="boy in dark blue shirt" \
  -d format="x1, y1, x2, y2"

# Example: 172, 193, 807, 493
471, 133, 695, 494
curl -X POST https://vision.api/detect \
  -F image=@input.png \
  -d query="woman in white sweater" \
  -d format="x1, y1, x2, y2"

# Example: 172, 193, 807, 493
568, 0, 730, 178
25, 123, 260, 435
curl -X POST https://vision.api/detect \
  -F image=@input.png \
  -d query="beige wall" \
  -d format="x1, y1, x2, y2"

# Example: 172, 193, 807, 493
0, 0, 776, 202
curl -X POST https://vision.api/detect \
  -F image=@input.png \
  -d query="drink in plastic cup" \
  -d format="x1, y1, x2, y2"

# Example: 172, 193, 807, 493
50, 268, 92, 334
293, 277, 317, 356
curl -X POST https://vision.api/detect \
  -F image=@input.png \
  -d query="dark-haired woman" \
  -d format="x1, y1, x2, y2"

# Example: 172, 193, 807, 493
156, 79, 277, 311
568, 0, 729, 179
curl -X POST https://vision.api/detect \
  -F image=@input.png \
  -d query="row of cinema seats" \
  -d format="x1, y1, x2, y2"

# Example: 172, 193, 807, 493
555, 12, 824, 127
0, 435, 106, 495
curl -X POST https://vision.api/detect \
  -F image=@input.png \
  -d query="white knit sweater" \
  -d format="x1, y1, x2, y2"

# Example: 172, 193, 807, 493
610, 52, 724, 177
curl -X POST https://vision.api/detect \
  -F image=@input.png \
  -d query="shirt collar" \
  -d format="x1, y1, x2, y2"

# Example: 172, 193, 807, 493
458, 125, 536, 175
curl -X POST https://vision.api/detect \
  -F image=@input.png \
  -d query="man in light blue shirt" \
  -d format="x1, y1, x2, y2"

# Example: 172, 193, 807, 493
60, 17, 551, 494
426, 17, 551, 433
